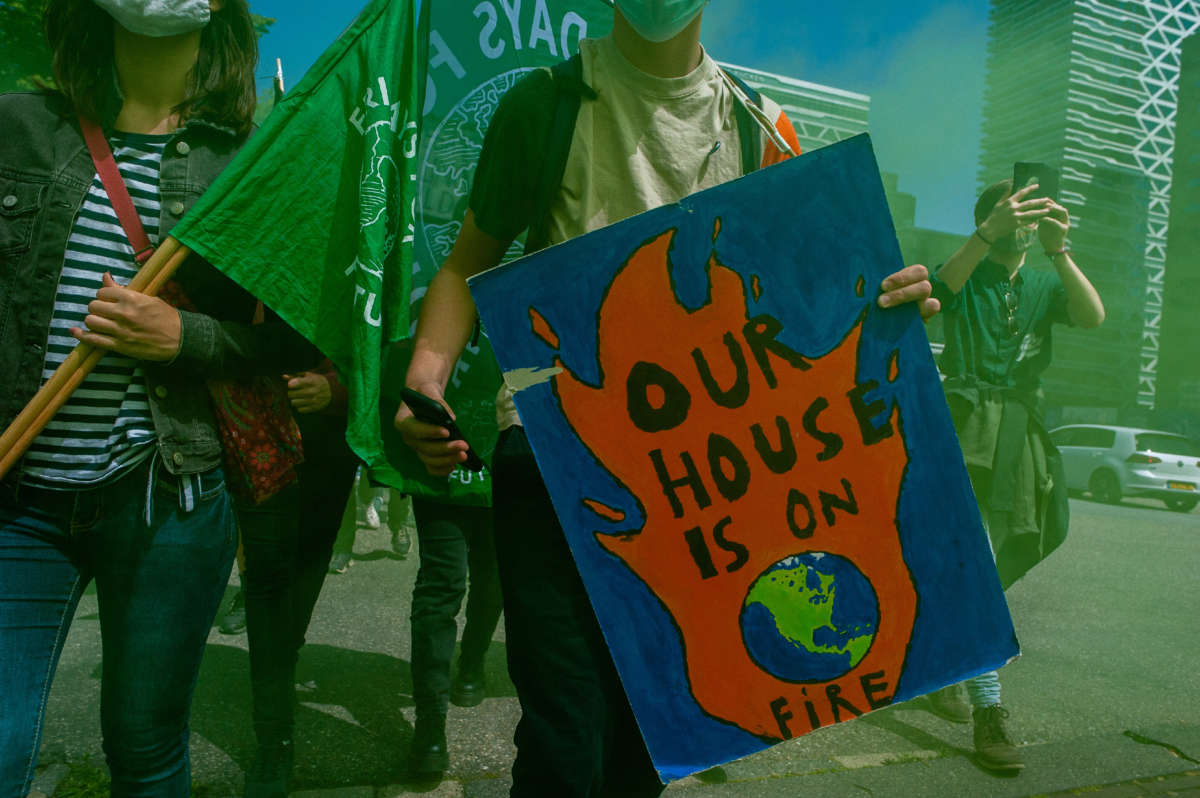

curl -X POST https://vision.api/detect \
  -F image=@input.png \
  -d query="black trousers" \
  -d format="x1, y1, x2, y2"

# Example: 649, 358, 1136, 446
237, 413, 359, 744
492, 427, 664, 798
409, 498, 503, 717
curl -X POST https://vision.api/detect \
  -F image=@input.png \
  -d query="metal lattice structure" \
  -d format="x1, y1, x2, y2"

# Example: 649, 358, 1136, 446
981, 0, 1200, 409
719, 63, 871, 154
1160, 33, 1200, 414
1080, 1, 1200, 407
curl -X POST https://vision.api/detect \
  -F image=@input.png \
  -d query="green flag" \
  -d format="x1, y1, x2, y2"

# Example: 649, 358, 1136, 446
172, 0, 428, 487
380, 0, 614, 505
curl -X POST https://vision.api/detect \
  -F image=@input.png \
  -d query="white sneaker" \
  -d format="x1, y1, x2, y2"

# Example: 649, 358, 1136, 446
364, 503, 381, 529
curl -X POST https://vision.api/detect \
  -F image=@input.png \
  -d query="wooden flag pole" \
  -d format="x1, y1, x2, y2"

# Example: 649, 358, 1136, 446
0, 238, 193, 480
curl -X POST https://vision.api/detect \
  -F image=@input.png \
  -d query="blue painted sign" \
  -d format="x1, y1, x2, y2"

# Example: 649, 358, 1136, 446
469, 134, 1017, 780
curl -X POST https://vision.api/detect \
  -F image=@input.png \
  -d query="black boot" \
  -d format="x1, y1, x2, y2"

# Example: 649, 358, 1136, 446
449, 657, 486, 708
244, 739, 294, 798
408, 713, 449, 776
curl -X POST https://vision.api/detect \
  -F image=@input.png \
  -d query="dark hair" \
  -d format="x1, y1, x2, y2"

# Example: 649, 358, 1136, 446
974, 179, 1013, 227
44, 0, 259, 134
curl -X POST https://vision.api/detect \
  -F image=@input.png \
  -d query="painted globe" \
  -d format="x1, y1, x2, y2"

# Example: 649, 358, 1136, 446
739, 552, 879, 683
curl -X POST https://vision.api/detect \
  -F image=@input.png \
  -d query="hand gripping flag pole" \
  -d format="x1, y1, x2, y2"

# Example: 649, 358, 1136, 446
0, 238, 192, 479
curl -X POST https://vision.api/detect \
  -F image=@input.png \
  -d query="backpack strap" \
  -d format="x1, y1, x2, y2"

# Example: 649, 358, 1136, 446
722, 69, 764, 176
524, 53, 596, 255
722, 68, 799, 169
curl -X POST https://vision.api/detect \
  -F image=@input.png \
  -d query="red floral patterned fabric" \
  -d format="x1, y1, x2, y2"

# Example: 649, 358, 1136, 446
160, 280, 303, 504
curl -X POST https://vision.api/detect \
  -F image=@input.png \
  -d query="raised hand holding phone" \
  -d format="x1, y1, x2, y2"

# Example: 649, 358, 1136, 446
1013, 162, 1060, 203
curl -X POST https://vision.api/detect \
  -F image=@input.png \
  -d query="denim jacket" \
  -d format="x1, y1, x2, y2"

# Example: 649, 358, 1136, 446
0, 90, 318, 477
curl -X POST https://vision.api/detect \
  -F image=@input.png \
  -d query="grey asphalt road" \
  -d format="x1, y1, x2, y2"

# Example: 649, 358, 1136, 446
33, 496, 1200, 797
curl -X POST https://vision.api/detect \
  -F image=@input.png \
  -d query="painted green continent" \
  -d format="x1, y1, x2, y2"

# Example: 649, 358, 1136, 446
745, 565, 873, 665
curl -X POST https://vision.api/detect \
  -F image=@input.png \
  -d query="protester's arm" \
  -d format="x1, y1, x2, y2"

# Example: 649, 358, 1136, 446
170, 305, 321, 377
394, 67, 551, 475
73, 270, 320, 375
1038, 201, 1105, 329
935, 184, 1052, 295
405, 212, 507, 395
395, 210, 511, 475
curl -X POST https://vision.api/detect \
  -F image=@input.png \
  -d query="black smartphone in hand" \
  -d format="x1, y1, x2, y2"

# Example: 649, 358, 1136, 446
1013, 162, 1060, 203
400, 387, 485, 473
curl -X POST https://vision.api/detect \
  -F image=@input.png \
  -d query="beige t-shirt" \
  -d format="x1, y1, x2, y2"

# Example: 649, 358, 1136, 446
546, 36, 743, 245
497, 36, 744, 430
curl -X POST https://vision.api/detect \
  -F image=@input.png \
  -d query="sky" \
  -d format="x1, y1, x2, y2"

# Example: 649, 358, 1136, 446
250, 0, 993, 235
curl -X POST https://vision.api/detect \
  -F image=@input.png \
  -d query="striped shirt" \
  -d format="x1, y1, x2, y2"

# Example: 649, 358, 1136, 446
22, 132, 171, 486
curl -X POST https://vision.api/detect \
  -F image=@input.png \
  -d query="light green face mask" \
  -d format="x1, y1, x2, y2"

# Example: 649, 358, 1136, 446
93, 0, 210, 37
615, 0, 709, 43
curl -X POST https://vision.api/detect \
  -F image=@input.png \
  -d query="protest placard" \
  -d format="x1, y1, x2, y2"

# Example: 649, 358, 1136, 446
468, 134, 1017, 779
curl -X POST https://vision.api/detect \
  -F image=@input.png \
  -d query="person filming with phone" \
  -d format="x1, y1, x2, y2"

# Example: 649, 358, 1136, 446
922, 166, 1105, 773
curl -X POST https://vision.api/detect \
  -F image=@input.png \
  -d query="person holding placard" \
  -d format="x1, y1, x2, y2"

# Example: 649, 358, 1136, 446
395, 2, 938, 794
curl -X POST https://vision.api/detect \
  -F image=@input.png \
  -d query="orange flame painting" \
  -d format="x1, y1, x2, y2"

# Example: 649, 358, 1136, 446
549, 226, 916, 740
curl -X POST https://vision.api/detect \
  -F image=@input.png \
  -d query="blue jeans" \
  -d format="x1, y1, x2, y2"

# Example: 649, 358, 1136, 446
0, 459, 236, 798
966, 670, 1001, 708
